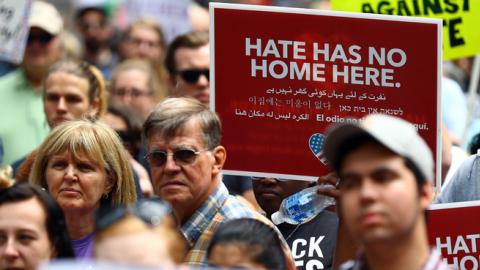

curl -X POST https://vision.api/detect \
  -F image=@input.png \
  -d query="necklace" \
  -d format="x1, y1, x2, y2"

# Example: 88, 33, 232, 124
284, 223, 302, 241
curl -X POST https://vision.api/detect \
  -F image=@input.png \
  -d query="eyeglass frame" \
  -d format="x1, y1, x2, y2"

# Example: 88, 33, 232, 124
145, 148, 211, 167
27, 32, 55, 45
177, 69, 210, 84
112, 86, 152, 99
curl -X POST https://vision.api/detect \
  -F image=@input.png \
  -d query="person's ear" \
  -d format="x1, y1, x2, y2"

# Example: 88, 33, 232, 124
104, 174, 116, 195
89, 97, 100, 116
419, 182, 434, 211
169, 74, 179, 90
50, 246, 58, 259
211, 146, 226, 175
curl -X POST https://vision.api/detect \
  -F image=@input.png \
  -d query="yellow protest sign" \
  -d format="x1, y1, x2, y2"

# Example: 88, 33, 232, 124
331, 0, 480, 60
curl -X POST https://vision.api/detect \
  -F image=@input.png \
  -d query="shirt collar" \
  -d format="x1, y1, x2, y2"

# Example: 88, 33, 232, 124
180, 182, 229, 246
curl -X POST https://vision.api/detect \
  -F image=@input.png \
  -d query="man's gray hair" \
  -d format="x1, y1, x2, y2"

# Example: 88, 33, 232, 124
143, 97, 221, 149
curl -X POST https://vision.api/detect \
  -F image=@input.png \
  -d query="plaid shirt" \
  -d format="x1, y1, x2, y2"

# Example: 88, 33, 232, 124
180, 182, 283, 266
339, 249, 453, 270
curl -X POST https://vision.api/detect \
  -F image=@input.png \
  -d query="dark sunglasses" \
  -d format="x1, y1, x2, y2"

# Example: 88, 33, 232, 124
178, 69, 209, 84
145, 148, 209, 167
27, 32, 54, 45
95, 198, 172, 231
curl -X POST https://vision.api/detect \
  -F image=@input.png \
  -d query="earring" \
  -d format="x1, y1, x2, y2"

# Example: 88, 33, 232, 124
103, 193, 109, 200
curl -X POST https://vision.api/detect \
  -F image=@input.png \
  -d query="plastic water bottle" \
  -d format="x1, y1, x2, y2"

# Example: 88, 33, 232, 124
271, 185, 336, 225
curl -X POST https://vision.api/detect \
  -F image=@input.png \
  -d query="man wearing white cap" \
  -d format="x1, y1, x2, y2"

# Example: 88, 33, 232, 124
0, 1, 63, 165
323, 114, 450, 270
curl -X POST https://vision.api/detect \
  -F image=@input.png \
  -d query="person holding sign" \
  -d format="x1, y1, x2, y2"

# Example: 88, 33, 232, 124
0, 1, 63, 166
323, 114, 451, 270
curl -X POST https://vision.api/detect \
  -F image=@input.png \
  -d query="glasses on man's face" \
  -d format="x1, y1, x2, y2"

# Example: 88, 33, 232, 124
112, 87, 151, 99
145, 148, 210, 167
126, 37, 160, 49
95, 198, 173, 231
177, 69, 210, 84
27, 32, 54, 45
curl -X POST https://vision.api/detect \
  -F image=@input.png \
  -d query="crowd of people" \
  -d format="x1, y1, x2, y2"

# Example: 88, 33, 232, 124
0, 0, 477, 269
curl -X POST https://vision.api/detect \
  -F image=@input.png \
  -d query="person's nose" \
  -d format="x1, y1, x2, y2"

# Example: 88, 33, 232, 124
56, 97, 67, 112
197, 73, 209, 87
64, 164, 78, 181
163, 154, 181, 174
258, 177, 278, 185
359, 179, 379, 204
120, 93, 132, 104
3, 238, 20, 260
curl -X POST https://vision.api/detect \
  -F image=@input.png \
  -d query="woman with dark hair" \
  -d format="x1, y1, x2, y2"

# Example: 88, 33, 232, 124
0, 183, 74, 270
101, 103, 153, 197
207, 218, 289, 270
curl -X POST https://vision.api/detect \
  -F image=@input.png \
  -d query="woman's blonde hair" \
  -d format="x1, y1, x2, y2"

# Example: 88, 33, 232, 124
29, 119, 136, 205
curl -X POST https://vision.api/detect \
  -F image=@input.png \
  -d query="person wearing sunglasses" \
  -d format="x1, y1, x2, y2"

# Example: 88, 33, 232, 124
0, 1, 63, 166
142, 97, 294, 267
165, 31, 260, 210
94, 198, 186, 267
165, 31, 210, 106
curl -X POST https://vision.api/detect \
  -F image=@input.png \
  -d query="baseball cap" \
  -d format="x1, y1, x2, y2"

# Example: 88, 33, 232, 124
323, 114, 434, 182
28, 1, 63, 35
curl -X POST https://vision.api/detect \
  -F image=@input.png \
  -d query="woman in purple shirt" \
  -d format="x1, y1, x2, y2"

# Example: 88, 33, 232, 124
29, 119, 137, 258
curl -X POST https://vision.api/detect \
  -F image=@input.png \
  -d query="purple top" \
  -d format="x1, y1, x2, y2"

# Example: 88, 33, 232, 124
72, 233, 95, 259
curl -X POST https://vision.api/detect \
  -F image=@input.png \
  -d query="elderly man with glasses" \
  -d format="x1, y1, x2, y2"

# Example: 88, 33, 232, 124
165, 30, 260, 209
0, 1, 63, 166
142, 97, 295, 267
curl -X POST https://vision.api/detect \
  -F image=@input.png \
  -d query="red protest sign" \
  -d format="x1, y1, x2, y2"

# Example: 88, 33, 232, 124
428, 201, 480, 269
211, 4, 441, 181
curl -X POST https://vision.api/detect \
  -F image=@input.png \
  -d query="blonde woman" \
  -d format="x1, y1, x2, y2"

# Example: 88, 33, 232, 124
29, 119, 137, 258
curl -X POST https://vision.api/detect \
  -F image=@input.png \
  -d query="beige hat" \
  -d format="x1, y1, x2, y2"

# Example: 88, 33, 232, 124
28, 1, 63, 35
324, 114, 434, 182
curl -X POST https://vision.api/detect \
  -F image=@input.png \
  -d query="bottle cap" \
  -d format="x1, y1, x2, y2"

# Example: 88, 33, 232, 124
271, 211, 283, 225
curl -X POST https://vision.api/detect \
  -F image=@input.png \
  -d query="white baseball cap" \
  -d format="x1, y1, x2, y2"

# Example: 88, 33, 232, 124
29, 1, 63, 35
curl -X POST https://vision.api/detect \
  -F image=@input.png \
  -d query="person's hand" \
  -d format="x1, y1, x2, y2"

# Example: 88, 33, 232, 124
317, 172, 340, 213
317, 172, 339, 199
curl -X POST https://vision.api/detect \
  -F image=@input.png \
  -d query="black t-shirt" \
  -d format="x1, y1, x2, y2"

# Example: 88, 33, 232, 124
278, 210, 339, 270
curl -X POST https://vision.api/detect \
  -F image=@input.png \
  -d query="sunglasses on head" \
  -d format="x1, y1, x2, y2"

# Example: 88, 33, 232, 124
27, 32, 54, 45
145, 148, 210, 167
178, 69, 209, 84
95, 198, 173, 231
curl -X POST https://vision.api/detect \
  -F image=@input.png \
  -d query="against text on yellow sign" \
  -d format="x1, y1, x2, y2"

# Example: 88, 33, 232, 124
332, 0, 480, 60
